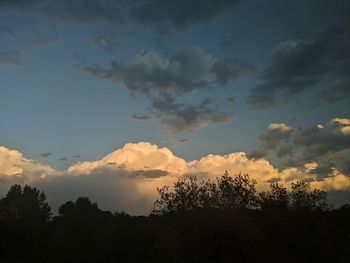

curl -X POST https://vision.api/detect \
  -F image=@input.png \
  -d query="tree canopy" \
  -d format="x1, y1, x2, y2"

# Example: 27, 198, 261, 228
0, 172, 348, 263
153, 171, 329, 214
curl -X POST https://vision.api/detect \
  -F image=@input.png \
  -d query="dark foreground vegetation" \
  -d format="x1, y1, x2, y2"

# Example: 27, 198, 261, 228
0, 172, 349, 263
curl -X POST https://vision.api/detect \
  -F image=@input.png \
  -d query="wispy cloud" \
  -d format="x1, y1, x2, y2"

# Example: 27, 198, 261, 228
0, 50, 23, 66
39, 152, 52, 158
84, 47, 254, 132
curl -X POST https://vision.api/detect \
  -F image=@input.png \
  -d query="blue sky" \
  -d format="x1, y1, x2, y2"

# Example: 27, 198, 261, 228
0, 0, 346, 169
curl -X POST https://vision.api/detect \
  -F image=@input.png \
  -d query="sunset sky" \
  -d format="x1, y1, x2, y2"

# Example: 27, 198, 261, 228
1, 0, 349, 214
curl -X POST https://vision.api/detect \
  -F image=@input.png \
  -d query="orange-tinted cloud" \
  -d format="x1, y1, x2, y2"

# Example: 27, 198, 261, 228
0, 141, 349, 214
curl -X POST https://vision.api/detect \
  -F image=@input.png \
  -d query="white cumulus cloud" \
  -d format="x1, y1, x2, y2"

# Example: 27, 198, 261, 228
0, 141, 349, 214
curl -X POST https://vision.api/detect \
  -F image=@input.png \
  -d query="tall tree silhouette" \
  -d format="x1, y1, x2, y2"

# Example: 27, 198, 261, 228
0, 184, 51, 223
0, 184, 51, 262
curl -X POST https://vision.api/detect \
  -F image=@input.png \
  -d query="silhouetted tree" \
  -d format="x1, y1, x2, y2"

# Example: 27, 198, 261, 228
0, 174, 349, 263
216, 171, 258, 209
0, 184, 51, 262
259, 183, 290, 211
153, 176, 217, 214
290, 181, 329, 212
153, 171, 258, 214
0, 184, 51, 223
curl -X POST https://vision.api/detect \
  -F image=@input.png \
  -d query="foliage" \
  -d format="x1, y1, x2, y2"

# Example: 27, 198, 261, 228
153, 171, 258, 214
154, 171, 329, 214
0, 173, 348, 263
0, 184, 51, 223
290, 181, 330, 211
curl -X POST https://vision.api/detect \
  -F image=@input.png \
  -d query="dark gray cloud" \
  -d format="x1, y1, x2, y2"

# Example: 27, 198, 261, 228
129, 0, 241, 33
211, 58, 256, 85
85, 47, 253, 132
258, 123, 294, 150
34, 0, 126, 24
220, 34, 235, 51
150, 36, 170, 53
85, 48, 216, 97
227, 95, 237, 103
130, 169, 169, 178
1, 0, 240, 30
85, 47, 252, 91
132, 113, 150, 120
89, 33, 117, 53
247, 3, 350, 110
39, 152, 52, 158
309, 162, 336, 180
151, 96, 232, 132
58, 158, 68, 161
0, 0, 40, 7
276, 145, 294, 158
0, 50, 23, 66
294, 124, 350, 162
246, 149, 267, 160
257, 119, 350, 177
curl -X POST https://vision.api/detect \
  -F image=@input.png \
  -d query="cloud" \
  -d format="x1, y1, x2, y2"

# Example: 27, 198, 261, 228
85, 47, 254, 97
24, 0, 126, 24
0, 146, 25, 178
1, 141, 350, 214
132, 114, 150, 121
259, 123, 295, 150
257, 118, 350, 179
227, 95, 237, 103
35, 170, 153, 215
247, 3, 350, 109
0, 0, 40, 7
186, 151, 279, 188
220, 34, 235, 51
294, 120, 350, 162
0, 146, 57, 195
129, 0, 241, 33
85, 48, 215, 97
211, 59, 255, 85
330, 118, 350, 135
247, 149, 267, 160
39, 152, 52, 158
70, 142, 187, 175
88, 33, 117, 53
0, 50, 23, 66
150, 97, 232, 132
85, 47, 253, 132
2, 0, 240, 31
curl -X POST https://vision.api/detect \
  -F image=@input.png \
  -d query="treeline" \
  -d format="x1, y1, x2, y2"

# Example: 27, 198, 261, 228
0, 172, 349, 262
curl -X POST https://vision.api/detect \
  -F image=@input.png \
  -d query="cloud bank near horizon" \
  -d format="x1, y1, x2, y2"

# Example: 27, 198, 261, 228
1, 118, 349, 214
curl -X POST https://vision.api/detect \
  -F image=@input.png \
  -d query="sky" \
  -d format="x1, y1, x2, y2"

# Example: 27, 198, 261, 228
0, 0, 349, 214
